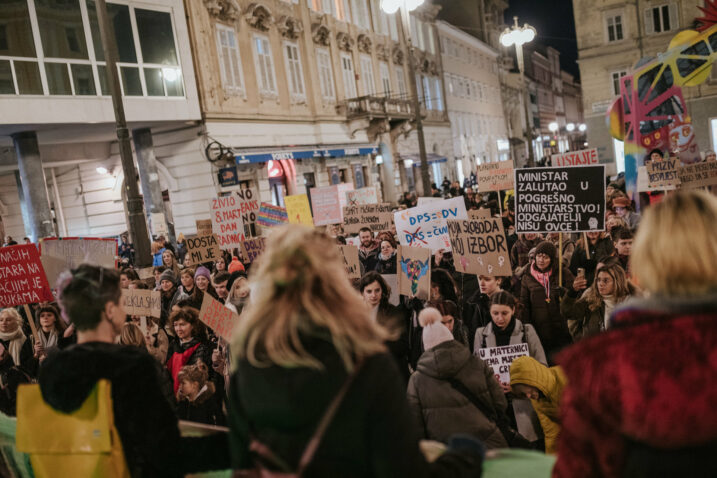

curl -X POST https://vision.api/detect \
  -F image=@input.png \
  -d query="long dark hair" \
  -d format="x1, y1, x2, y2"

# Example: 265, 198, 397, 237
359, 271, 390, 309
431, 268, 459, 303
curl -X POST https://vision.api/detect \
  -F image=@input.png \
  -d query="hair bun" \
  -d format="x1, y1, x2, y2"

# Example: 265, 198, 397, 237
419, 307, 442, 327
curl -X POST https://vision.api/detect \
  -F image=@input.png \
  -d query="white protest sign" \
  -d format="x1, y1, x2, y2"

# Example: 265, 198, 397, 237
346, 187, 379, 206
209, 196, 246, 250
637, 166, 677, 192
477, 343, 530, 384
394, 197, 468, 251
551, 148, 599, 167
40, 238, 117, 286
476, 160, 514, 192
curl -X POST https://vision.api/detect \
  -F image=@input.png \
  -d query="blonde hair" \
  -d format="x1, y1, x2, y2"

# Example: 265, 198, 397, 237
0, 308, 23, 327
582, 263, 632, 311
232, 225, 387, 371
119, 322, 145, 347
632, 190, 717, 295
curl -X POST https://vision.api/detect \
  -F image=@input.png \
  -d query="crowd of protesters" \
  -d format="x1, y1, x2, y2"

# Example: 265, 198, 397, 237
1, 151, 716, 477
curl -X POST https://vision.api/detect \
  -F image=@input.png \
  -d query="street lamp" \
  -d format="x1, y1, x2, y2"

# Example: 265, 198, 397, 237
548, 122, 559, 133
566, 123, 575, 132
501, 16, 537, 167
578, 123, 587, 132
381, 0, 432, 197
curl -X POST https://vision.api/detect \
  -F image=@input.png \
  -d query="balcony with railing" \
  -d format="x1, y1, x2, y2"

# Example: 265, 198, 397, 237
338, 94, 416, 121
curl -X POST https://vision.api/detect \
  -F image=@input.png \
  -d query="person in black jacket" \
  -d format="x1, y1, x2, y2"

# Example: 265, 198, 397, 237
37, 264, 229, 477
176, 362, 225, 426
462, 275, 504, 351
165, 307, 212, 394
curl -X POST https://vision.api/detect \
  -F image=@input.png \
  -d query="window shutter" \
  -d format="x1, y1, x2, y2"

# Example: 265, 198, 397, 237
644, 8, 654, 35
668, 4, 678, 31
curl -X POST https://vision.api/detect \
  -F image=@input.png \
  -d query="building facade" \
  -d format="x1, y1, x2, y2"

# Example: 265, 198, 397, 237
572, 0, 717, 174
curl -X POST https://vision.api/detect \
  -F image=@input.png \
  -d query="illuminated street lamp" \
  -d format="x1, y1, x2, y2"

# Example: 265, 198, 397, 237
578, 123, 587, 132
501, 16, 537, 167
548, 122, 559, 133
566, 123, 575, 132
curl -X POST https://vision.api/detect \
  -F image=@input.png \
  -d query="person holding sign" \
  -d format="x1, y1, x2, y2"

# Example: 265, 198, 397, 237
166, 307, 213, 394
569, 231, 615, 287
32, 304, 67, 363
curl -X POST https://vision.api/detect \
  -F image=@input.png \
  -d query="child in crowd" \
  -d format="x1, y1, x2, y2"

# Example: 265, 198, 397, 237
176, 362, 225, 426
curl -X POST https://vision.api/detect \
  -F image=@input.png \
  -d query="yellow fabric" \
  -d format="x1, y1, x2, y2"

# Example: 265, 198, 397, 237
509, 356, 566, 454
15, 379, 130, 478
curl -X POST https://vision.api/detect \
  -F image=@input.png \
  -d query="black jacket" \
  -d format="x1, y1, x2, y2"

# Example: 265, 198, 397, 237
462, 291, 492, 351
374, 253, 397, 274
568, 237, 615, 286
39, 342, 229, 478
228, 335, 482, 478
176, 383, 226, 427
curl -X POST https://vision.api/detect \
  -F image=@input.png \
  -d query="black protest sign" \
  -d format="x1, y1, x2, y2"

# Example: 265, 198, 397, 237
342, 203, 393, 234
515, 165, 605, 233
184, 234, 222, 266
447, 210, 512, 277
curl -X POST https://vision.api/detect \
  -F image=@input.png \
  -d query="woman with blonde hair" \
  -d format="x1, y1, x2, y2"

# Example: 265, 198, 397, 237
554, 190, 717, 478
228, 225, 483, 477
162, 249, 182, 277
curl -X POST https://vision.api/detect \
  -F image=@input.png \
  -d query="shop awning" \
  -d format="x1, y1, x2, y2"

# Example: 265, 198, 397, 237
399, 153, 448, 166
234, 145, 378, 164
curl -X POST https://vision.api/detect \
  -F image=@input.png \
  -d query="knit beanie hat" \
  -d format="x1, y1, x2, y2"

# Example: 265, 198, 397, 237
194, 266, 211, 281
419, 307, 454, 351
228, 257, 245, 274
159, 269, 176, 285
534, 241, 557, 265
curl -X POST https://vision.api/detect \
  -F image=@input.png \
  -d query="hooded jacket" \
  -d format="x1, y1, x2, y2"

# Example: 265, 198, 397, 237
407, 340, 508, 449
509, 356, 566, 454
38, 342, 229, 477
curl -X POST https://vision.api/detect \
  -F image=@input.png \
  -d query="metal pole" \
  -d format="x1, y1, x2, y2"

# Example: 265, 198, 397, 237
95, 0, 152, 267
50, 168, 68, 236
399, 4, 432, 197
516, 43, 535, 167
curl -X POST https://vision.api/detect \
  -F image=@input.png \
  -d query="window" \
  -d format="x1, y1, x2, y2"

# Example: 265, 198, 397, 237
253, 34, 277, 96
645, 4, 678, 34
422, 76, 432, 109
35, 0, 88, 60
312, 0, 350, 21
340, 52, 357, 98
433, 77, 443, 111
606, 14, 624, 42
424, 23, 435, 54
371, 0, 390, 35
395, 65, 406, 96
611, 70, 627, 96
379, 62, 391, 95
359, 54, 375, 95
351, 0, 370, 30
283, 41, 306, 100
388, 15, 399, 41
316, 48, 335, 101
216, 25, 245, 96
415, 74, 422, 102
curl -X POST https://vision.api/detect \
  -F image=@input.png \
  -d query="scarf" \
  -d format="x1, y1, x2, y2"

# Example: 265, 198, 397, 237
39, 328, 59, 350
603, 295, 616, 331
530, 263, 553, 303
493, 317, 516, 347
0, 328, 26, 367
379, 251, 396, 261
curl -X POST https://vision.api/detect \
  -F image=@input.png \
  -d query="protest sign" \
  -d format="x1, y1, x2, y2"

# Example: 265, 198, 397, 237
240, 237, 267, 264
198, 292, 239, 342
137, 267, 154, 280
637, 166, 677, 192
256, 203, 288, 228
150, 212, 168, 237
121, 289, 161, 318
476, 160, 514, 192
646, 160, 681, 188
397, 246, 431, 300
514, 166, 605, 233
342, 203, 393, 234
381, 274, 400, 306
447, 210, 512, 277
310, 185, 344, 226
477, 343, 530, 384
209, 196, 246, 249
0, 244, 53, 307
196, 219, 213, 236
236, 188, 260, 237
40, 238, 117, 286
284, 194, 314, 226
394, 197, 468, 251
184, 234, 221, 266
346, 187, 379, 206
338, 245, 361, 280
678, 161, 717, 189
417, 197, 443, 206
551, 148, 599, 167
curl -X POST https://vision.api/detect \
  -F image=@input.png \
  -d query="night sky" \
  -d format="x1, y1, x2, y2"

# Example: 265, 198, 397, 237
504, 0, 580, 79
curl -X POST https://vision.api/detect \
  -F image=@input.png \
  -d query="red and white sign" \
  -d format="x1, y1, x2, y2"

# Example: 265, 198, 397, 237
198, 292, 238, 342
210, 196, 246, 250
0, 244, 53, 307
551, 148, 599, 167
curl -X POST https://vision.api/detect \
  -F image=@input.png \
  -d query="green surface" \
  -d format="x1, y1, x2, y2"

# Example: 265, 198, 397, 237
482, 449, 556, 478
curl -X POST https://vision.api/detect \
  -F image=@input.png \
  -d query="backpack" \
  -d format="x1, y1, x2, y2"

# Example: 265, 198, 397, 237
235, 363, 362, 478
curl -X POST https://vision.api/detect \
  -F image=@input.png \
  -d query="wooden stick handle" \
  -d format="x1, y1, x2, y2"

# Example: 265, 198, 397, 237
22, 304, 40, 342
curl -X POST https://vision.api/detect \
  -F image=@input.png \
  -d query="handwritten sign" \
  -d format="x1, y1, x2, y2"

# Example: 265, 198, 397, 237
551, 148, 599, 167
338, 244, 360, 280
209, 196, 246, 250
447, 210, 512, 277
637, 166, 676, 192
256, 203, 288, 228
646, 160, 681, 188
476, 160, 514, 192
342, 203, 393, 234
240, 237, 267, 264
394, 197, 468, 251
198, 292, 239, 342
397, 245, 431, 300
40, 238, 117, 286
122, 289, 161, 318
477, 343, 530, 384
236, 188, 260, 237
284, 194, 314, 226
184, 234, 221, 266
0, 244, 53, 307
137, 267, 154, 280
678, 161, 717, 189
310, 186, 344, 226
346, 187, 379, 206
196, 219, 213, 236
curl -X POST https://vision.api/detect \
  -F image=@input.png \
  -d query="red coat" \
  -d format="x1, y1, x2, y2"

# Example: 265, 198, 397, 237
553, 295, 717, 478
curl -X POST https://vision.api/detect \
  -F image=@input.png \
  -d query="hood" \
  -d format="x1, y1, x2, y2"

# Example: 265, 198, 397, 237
509, 356, 565, 403
610, 293, 717, 328
416, 340, 471, 380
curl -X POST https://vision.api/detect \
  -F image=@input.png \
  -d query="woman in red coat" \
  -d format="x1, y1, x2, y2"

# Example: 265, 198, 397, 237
553, 190, 717, 478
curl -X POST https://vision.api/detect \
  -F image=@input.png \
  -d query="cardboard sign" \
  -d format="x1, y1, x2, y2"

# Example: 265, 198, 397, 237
0, 244, 53, 307
40, 238, 117, 286
338, 244, 361, 280
394, 197, 468, 251
514, 166, 605, 233
240, 237, 267, 264
646, 160, 681, 188
137, 267, 155, 280
236, 188, 260, 237
346, 187, 379, 206
637, 166, 677, 192
209, 196, 246, 250
284, 194, 314, 226
381, 274, 400, 306
342, 203, 393, 234
397, 245, 431, 300
477, 343, 530, 384
678, 161, 717, 189
476, 160, 514, 192
551, 148, 599, 167
447, 210, 512, 277
256, 203, 288, 228
198, 292, 239, 342
184, 234, 221, 266
196, 219, 213, 236
310, 185, 344, 226
150, 212, 168, 237
121, 289, 161, 318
